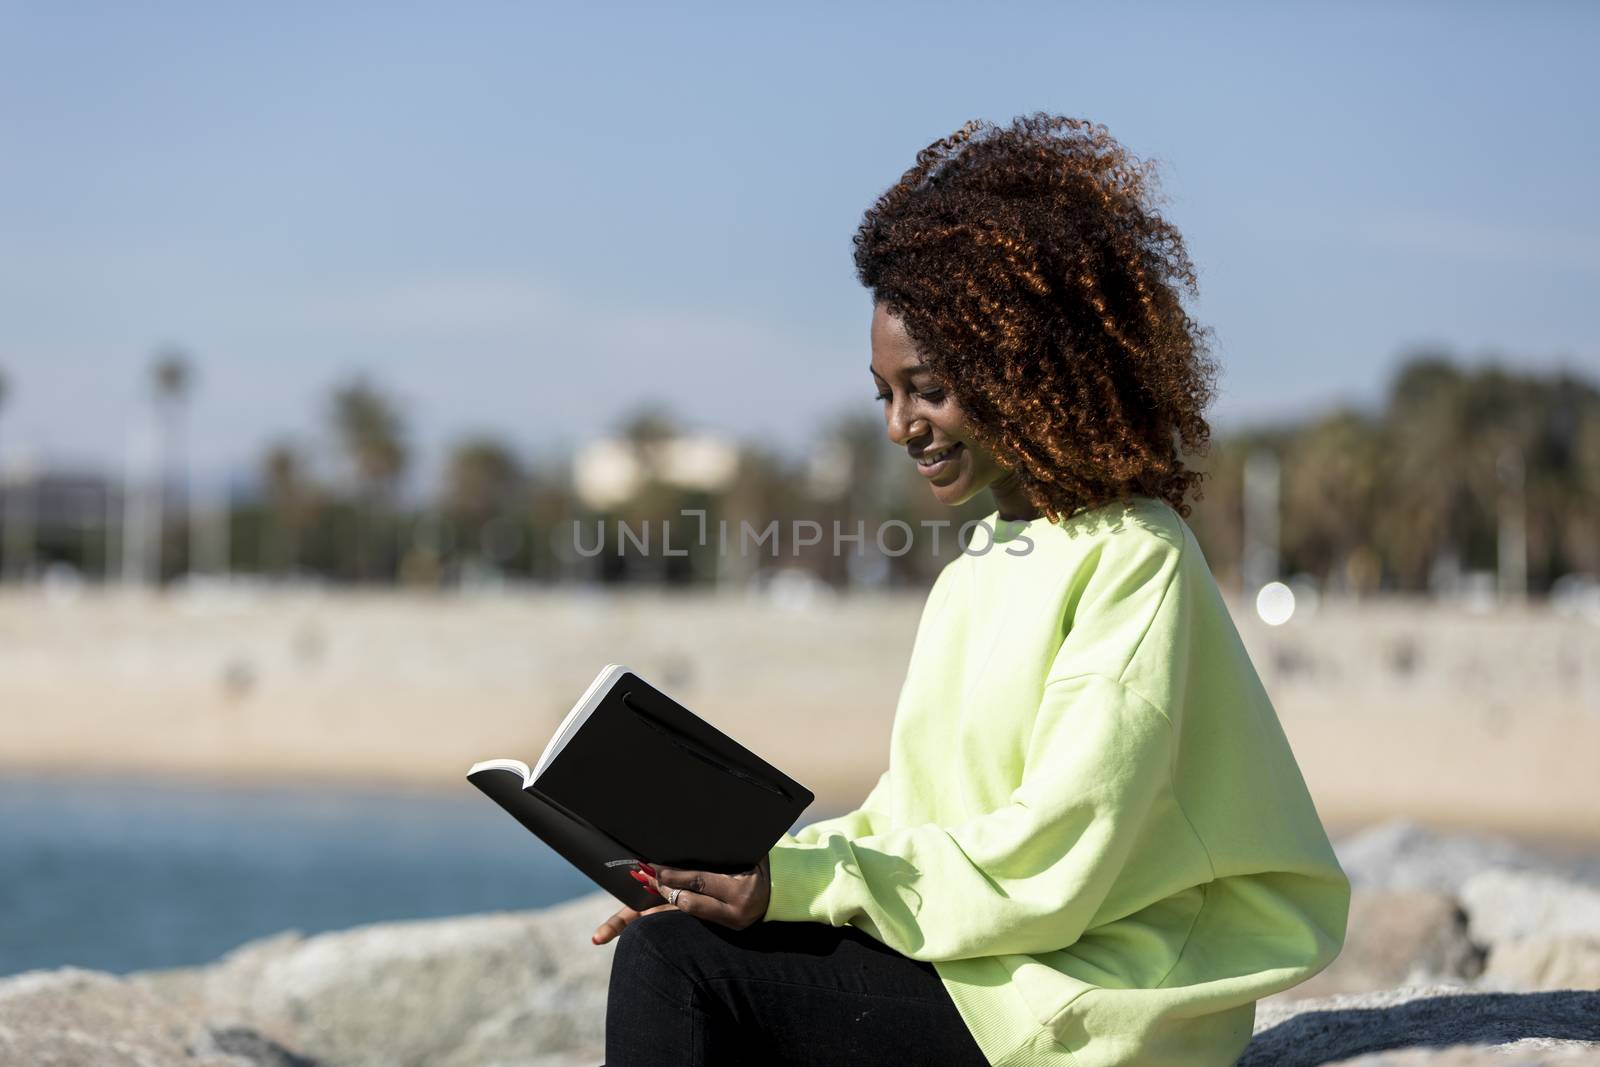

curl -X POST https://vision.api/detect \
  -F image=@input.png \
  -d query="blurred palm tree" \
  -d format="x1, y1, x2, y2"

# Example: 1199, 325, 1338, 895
1515, 371, 1600, 585
150, 348, 194, 582
0, 366, 10, 581
330, 377, 408, 581
1570, 401, 1600, 574
1379, 357, 1591, 590
1280, 409, 1386, 593
1370, 355, 1477, 589
261, 441, 317, 578
443, 437, 524, 563
619, 405, 678, 453
1185, 425, 1294, 592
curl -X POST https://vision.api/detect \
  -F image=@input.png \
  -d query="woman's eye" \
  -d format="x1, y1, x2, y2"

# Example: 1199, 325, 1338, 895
872, 393, 891, 403
918, 390, 945, 403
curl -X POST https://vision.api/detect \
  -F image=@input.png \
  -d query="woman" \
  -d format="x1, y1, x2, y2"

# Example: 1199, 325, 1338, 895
593, 113, 1350, 1066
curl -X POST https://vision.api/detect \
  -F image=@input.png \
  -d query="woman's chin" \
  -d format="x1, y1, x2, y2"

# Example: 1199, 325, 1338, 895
928, 479, 975, 507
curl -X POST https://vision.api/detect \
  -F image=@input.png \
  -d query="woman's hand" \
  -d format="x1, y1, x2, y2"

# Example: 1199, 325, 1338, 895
592, 901, 678, 946
637, 854, 771, 930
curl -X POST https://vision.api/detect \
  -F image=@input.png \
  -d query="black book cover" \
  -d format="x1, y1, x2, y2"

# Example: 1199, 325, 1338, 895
467, 764, 660, 912
468, 668, 814, 909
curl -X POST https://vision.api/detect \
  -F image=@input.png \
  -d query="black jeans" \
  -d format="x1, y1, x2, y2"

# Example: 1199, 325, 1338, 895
603, 910, 990, 1065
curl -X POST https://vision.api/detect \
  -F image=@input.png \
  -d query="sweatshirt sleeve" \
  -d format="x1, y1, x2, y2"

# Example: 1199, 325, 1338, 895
762, 670, 1175, 962
784, 769, 894, 845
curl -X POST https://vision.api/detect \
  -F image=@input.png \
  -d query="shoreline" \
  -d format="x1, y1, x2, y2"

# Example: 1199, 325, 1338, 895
5, 763, 1599, 860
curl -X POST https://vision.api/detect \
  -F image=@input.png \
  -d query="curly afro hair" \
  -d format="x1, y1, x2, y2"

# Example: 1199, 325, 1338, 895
853, 112, 1219, 522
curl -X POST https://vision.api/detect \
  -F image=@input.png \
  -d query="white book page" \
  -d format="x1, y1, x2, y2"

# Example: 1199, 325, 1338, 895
529, 662, 629, 782
467, 758, 532, 784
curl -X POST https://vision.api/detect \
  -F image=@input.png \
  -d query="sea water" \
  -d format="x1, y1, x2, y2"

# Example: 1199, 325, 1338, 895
0, 772, 596, 977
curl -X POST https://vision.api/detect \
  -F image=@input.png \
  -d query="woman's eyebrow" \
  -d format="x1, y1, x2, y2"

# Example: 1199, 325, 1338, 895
869, 363, 934, 378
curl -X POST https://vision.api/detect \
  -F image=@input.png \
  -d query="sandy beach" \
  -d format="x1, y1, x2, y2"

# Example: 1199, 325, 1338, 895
2, 586, 1596, 845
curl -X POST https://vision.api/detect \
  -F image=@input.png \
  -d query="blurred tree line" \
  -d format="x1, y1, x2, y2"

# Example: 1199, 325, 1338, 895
3, 352, 1597, 596
1183, 355, 1600, 595
239, 354, 1600, 595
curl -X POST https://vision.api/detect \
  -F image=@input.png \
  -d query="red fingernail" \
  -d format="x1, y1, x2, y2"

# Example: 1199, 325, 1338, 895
629, 869, 648, 884
639, 861, 657, 876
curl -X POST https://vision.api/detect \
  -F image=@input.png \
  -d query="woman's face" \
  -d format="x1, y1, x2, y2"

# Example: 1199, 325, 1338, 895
869, 302, 1015, 509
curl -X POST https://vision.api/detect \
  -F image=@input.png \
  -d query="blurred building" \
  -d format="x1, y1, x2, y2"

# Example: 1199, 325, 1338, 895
0, 465, 120, 582
572, 432, 740, 510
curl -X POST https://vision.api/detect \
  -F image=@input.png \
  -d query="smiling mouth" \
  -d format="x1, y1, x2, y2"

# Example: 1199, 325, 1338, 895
915, 442, 963, 469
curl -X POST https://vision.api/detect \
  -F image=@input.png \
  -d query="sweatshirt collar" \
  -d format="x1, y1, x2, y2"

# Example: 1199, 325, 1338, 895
990, 511, 1041, 543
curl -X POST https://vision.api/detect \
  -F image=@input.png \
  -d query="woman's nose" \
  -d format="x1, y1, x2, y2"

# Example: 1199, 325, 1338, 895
886, 404, 930, 446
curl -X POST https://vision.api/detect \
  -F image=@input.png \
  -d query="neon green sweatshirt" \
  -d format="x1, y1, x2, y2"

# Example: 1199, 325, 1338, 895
762, 495, 1349, 1066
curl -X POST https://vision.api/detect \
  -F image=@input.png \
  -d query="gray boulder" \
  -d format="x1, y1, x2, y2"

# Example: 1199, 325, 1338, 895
130, 891, 617, 1067
1479, 936, 1600, 995
8, 824, 1600, 1067
1460, 868, 1600, 946
1333, 822, 1600, 897
0, 968, 319, 1067
1455, 867, 1600, 994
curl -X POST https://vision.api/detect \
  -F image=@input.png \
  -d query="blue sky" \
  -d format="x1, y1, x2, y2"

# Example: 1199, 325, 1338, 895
1, 2, 1596, 490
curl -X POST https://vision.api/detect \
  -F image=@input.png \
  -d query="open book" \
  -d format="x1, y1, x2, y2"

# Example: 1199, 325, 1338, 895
468, 663, 815, 911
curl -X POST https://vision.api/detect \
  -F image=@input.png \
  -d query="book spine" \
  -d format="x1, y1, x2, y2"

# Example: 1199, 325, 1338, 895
526, 782, 651, 866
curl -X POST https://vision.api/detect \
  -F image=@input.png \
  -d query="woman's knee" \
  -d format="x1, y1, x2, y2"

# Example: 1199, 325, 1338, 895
613, 910, 711, 980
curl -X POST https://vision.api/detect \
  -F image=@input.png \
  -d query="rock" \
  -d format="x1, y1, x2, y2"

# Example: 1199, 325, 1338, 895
1333, 821, 1600, 896
1242, 984, 1600, 1067
1480, 936, 1600, 993
0, 967, 319, 1066
11, 891, 621, 1066
1270, 889, 1482, 1000
9, 832, 1600, 1067
206, 1028, 326, 1067
1453, 868, 1600, 993
1460, 868, 1600, 946
137, 891, 618, 1067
